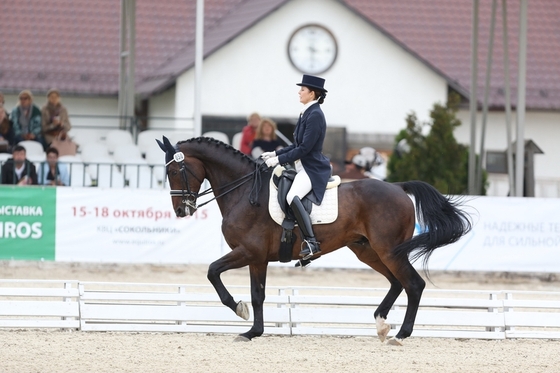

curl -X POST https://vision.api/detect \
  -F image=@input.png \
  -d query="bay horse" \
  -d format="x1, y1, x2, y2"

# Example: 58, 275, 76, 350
157, 136, 471, 345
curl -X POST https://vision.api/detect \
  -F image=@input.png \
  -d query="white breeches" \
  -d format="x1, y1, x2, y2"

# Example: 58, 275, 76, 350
286, 168, 312, 205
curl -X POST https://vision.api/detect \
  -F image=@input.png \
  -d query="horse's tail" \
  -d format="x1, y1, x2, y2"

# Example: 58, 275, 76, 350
393, 181, 472, 268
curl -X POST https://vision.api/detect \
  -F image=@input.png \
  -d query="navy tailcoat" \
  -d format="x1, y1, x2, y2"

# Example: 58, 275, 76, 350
276, 103, 331, 204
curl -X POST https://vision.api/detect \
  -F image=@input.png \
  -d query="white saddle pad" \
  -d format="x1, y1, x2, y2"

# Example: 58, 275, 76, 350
268, 166, 339, 226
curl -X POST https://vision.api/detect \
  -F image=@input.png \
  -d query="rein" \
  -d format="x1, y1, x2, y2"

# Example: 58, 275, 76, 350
166, 152, 267, 210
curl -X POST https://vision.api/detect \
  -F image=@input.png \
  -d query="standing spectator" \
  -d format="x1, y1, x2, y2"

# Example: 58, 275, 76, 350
1, 145, 38, 185
251, 118, 283, 159
37, 147, 70, 186
11, 90, 45, 149
41, 88, 71, 147
240, 112, 261, 155
0, 92, 13, 152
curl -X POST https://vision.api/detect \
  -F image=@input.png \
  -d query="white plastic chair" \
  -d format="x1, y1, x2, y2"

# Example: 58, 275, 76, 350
166, 131, 193, 145
202, 131, 229, 144
0, 153, 12, 162
137, 130, 165, 156
80, 142, 111, 163
231, 132, 243, 150
86, 159, 124, 188
144, 146, 166, 188
18, 141, 46, 162
106, 129, 134, 154
66, 163, 93, 187
146, 145, 164, 165
113, 144, 144, 164
58, 154, 83, 163
68, 128, 106, 148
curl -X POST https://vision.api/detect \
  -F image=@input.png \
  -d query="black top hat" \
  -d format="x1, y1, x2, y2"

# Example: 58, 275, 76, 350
296, 75, 328, 92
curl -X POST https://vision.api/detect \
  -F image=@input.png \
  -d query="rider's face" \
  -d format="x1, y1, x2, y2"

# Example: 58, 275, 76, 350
299, 86, 314, 105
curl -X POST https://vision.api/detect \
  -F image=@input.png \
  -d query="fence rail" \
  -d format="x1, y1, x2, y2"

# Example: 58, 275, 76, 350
1, 280, 560, 339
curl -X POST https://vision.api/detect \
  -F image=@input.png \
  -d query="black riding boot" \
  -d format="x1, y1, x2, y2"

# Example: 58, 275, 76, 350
290, 196, 321, 260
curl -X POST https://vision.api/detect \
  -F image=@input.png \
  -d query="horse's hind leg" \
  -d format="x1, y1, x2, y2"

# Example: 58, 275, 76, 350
379, 258, 425, 345
348, 243, 403, 342
235, 262, 268, 342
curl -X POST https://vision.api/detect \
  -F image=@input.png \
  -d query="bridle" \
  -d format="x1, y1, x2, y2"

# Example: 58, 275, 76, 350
165, 151, 266, 214
166, 152, 200, 213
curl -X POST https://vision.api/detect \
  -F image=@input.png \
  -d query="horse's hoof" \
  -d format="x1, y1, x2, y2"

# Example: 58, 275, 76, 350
233, 335, 251, 342
375, 316, 391, 342
236, 301, 250, 320
387, 337, 404, 346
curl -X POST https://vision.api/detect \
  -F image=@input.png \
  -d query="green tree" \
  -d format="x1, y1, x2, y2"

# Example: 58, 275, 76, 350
387, 93, 486, 195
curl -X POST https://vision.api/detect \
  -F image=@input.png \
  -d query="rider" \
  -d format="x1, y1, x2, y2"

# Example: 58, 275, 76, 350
262, 75, 331, 260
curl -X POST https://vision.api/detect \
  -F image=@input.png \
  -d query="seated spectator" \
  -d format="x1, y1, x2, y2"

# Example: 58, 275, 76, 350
251, 118, 284, 159
240, 112, 261, 155
37, 147, 69, 186
11, 90, 45, 149
0, 92, 13, 152
338, 154, 369, 183
1, 145, 38, 185
41, 88, 71, 147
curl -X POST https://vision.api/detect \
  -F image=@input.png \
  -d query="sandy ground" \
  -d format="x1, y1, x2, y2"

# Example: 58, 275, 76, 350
0, 261, 560, 373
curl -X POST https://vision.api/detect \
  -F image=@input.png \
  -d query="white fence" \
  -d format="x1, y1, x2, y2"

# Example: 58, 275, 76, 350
1, 280, 560, 339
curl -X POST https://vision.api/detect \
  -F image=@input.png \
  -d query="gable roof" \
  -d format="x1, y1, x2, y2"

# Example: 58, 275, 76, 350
344, 0, 560, 110
0, 0, 558, 110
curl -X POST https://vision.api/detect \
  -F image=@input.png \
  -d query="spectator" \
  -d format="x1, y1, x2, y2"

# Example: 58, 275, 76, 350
11, 90, 45, 149
37, 147, 70, 186
1, 145, 38, 185
240, 112, 261, 155
41, 88, 71, 147
360, 147, 386, 180
251, 118, 283, 159
338, 154, 369, 182
0, 92, 13, 152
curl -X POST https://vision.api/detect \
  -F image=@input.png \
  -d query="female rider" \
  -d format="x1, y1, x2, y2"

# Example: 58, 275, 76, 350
262, 75, 331, 260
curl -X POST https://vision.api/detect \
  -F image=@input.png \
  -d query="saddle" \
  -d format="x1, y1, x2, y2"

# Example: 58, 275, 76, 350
269, 165, 340, 265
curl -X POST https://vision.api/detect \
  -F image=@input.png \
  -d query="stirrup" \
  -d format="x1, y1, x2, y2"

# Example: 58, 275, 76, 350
299, 239, 321, 261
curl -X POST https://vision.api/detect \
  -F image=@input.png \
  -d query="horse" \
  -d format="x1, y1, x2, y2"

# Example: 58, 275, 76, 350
156, 136, 472, 345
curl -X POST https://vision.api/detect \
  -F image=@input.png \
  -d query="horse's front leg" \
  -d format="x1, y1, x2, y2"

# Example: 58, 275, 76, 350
235, 262, 268, 342
207, 249, 252, 319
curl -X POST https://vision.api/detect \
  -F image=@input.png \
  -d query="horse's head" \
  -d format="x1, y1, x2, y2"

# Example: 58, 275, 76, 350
157, 136, 205, 217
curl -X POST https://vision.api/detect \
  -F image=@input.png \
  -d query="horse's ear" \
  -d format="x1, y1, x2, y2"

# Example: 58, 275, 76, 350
156, 139, 166, 152
162, 136, 176, 153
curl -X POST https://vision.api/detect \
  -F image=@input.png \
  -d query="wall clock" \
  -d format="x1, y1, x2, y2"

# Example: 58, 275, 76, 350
287, 24, 337, 75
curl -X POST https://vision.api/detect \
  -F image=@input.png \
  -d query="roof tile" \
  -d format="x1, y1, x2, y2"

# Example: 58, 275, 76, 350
0, 0, 558, 109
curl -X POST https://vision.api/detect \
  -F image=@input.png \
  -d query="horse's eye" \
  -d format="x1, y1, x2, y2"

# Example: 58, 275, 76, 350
170, 170, 178, 176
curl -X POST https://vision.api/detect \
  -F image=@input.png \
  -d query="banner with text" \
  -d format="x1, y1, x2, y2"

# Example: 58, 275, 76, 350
55, 188, 225, 263
315, 196, 560, 272
0, 186, 56, 260
2, 186, 560, 272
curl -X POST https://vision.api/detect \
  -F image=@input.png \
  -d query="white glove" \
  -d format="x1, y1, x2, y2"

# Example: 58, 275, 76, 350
265, 157, 279, 168
261, 151, 276, 160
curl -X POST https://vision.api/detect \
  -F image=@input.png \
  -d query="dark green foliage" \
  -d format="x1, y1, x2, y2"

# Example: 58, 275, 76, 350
387, 93, 486, 195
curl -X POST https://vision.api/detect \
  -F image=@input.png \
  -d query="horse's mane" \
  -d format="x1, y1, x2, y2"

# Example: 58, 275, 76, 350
177, 137, 256, 164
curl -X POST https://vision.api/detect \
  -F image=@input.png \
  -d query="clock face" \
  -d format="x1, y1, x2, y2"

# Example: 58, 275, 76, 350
288, 24, 337, 75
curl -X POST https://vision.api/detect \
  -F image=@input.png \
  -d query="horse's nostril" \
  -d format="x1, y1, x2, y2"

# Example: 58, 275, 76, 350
176, 206, 185, 217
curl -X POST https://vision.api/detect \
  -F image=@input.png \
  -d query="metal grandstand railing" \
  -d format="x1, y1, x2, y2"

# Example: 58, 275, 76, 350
0, 160, 168, 189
